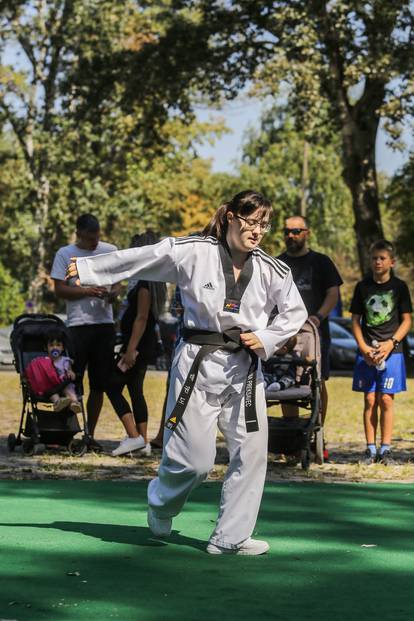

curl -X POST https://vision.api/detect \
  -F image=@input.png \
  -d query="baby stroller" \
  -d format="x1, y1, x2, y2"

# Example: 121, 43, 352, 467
265, 320, 323, 470
8, 313, 90, 456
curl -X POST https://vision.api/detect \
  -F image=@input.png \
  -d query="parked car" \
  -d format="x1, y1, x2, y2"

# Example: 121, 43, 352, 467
0, 325, 13, 368
406, 333, 414, 357
328, 319, 358, 370
331, 317, 414, 360
330, 316, 352, 334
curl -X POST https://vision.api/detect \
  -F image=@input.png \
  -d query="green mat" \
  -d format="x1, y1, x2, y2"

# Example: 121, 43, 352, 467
0, 480, 413, 620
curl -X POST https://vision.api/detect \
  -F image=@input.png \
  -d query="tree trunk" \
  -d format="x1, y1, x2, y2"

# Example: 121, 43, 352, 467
341, 113, 383, 277
300, 139, 310, 217
28, 175, 50, 311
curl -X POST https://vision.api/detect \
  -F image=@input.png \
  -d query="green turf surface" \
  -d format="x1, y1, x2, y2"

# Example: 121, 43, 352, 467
0, 481, 413, 620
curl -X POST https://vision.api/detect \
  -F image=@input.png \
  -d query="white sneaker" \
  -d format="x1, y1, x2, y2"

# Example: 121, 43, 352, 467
111, 436, 146, 456
139, 442, 152, 457
147, 507, 172, 537
206, 537, 269, 556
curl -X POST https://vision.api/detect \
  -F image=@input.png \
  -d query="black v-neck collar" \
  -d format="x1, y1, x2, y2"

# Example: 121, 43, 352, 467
219, 242, 253, 313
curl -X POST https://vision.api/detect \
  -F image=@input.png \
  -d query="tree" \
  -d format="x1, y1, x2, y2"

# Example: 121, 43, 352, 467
0, 261, 25, 325
237, 106, 355, 252
0, 0, 223, 308
170, 1, 414, 274
387, 153, 414, 266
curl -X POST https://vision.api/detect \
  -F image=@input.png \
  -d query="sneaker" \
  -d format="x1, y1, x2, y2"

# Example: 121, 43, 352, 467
139, 442, 152, 457
111, 435, 146, 457
53, 397, 71, 412
147, 507, 172, 537
69, 401, 82, 414
206, 537, 269, 556
377, 450, 395, 465
361, 448, 376, 465
88, 438, 103, 453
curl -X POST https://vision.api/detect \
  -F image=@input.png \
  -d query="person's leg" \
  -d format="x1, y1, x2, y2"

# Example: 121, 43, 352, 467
319, 336, 330, 426
105, 369, 148, 455
62, 384, 78, 403
352, 354, 377, 461
148, 379, 220, 520
106, 383, 140, 439
50, 392, 71, 411
62, 384, 82, 413
321, 379, 328, 425
209, 384, 268, 549
86, 390, 103, 437
378, 393, 394, 446
87, 324, 116, 438
126, 364, 148, 442
363, 392, 378, 445
377, 352, 406, 461
49, 392, 59, 404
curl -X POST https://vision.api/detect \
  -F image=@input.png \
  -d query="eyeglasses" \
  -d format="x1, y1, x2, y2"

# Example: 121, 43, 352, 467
235, 215, 271, 233
283, 227, 308, 236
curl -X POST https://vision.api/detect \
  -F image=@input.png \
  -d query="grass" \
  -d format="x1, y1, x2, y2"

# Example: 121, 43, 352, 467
1, 370, 414, 482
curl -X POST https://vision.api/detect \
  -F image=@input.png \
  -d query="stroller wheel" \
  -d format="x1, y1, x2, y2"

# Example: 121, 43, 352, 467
7, 433, 17, 452
68, 438, 87, 457
301, 448, 310, 471
22, 439, 35, 456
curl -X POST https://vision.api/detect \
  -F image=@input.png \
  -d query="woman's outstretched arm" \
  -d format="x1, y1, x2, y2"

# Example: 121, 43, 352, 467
68, 237, 179, 287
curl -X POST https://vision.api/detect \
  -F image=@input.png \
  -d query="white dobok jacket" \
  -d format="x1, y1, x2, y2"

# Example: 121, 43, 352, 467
76, 236, 307, 394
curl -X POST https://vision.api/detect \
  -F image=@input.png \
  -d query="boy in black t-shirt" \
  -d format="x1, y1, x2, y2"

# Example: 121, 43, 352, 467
350, 240, 412, 465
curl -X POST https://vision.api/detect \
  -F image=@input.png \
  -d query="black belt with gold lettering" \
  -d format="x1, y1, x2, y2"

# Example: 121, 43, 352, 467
165, 327, 259, 433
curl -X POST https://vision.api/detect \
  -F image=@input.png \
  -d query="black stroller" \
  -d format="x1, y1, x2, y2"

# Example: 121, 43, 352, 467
8, 313, 91, 456
265, 320, 323, 470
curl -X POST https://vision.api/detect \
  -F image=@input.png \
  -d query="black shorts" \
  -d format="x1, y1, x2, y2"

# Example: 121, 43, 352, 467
68, 324, 115, 392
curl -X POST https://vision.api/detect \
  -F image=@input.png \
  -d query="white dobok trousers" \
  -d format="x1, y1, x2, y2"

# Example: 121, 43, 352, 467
147, 355, 268, 549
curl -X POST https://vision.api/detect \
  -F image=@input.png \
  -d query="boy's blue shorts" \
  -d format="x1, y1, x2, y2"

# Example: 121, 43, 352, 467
352, 352, 407, 394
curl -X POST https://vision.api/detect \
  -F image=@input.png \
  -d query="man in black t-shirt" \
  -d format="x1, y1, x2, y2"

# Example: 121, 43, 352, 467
277, 216, 343, 449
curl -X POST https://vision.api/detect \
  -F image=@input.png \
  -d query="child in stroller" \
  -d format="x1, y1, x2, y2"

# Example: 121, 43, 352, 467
263, 336, 297, 393
8, 313, 90, 456
27, 327, 82, 414
265, 320, 323, 469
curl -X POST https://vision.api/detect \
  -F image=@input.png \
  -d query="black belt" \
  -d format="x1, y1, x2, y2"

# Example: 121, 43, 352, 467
165, 327, 259, 434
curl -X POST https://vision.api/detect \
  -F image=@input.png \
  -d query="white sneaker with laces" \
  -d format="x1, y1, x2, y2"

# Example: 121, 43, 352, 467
111, 435, 146, 456
147, 507, 172, 537
140, 442, 152, 457
206, 537, 269, 556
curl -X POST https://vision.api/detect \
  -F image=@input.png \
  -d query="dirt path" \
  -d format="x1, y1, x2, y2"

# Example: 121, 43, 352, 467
2, 370, 414, 483
2, 437, 414, 483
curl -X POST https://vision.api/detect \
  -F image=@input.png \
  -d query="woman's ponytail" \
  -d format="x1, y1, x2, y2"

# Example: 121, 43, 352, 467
202, 203, 229, 240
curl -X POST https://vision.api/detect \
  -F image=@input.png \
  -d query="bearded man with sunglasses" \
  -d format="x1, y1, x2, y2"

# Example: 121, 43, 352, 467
277, 216, 343, 459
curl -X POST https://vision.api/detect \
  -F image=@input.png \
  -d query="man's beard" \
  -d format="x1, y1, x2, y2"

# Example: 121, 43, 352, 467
286, 237, 306, 254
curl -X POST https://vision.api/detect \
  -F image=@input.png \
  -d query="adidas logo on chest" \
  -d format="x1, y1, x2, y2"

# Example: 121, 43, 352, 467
202, 282, 215, 290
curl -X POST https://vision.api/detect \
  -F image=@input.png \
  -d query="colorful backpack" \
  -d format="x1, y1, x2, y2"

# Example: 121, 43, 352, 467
25, 356, 61, 397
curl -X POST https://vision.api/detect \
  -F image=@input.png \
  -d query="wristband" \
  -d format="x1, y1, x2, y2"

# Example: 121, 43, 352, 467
316, 312, 324, 323
391, 336, 400, 349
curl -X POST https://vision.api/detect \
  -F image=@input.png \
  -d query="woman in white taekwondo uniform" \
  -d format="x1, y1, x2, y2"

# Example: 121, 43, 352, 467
67, 190, 307, 555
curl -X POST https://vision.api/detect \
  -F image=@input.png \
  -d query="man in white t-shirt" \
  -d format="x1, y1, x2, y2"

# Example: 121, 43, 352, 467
51, 214, 120, 451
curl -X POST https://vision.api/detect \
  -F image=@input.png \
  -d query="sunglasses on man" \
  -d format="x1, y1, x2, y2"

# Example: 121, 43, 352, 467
283, 228, 308, 236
